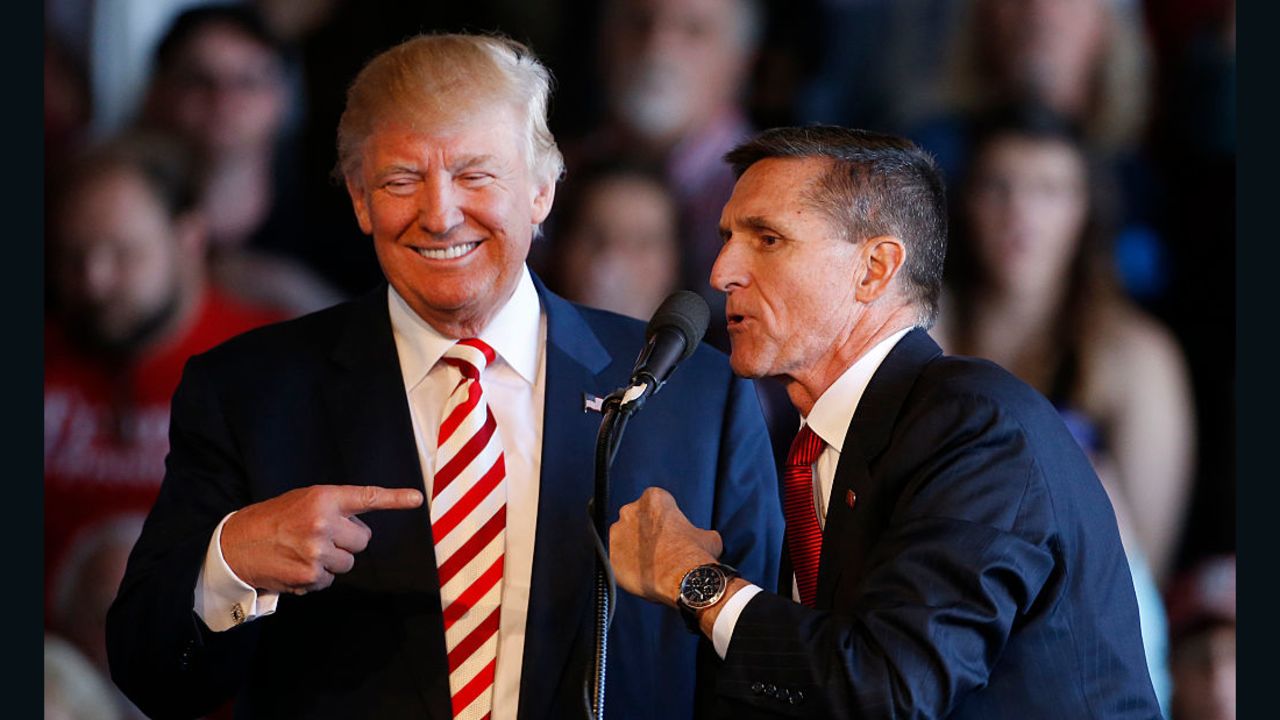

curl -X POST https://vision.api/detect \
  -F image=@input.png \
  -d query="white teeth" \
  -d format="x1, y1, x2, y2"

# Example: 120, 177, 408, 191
417, 242, 478, 260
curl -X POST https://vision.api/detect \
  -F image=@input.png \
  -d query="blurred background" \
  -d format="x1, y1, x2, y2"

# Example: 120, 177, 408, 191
43, 1, 1235, 718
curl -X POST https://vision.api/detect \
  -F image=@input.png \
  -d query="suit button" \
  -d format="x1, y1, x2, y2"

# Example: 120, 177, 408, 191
751, 682, 764, 695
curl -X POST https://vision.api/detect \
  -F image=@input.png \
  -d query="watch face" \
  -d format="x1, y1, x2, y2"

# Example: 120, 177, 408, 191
681, 566, 726, 608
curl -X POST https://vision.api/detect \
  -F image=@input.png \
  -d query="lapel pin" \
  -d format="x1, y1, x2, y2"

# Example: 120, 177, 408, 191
845, 489, 857, 509
582, 393, 604, 414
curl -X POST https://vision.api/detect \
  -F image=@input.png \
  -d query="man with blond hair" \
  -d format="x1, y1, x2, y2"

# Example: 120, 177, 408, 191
107, 33, 782, 720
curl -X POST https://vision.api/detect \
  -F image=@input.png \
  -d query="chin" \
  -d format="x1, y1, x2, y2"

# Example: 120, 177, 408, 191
728, 352, 768, 380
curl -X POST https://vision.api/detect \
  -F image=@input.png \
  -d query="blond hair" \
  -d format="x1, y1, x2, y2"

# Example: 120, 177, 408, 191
336, 33, 564, 187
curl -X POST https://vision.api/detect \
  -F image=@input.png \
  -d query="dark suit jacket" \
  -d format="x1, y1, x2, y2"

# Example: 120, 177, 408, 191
106, 278, 783, 719
714, 329, 1161, 719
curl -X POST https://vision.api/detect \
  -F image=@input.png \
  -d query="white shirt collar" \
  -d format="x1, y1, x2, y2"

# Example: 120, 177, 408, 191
387, 265, 543, 391
803, 327, 913, 454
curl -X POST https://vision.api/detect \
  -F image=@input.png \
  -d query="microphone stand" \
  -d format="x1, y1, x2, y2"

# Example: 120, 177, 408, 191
584, 381, 654, 720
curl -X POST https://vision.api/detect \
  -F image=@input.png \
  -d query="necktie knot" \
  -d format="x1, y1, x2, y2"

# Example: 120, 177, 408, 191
786, 424, 824, 468
443, 338, 496, 380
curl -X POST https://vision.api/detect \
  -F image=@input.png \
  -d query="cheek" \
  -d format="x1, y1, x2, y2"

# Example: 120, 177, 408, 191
368, 200, 416, 241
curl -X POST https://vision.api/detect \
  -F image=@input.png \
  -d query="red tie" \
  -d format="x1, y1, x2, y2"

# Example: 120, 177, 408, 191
783, 425, 824, 608
432, 338, 506, 720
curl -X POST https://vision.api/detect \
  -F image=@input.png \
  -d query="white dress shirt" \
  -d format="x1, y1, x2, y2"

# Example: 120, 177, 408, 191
194, 266, 547, 720
710, 328, 911, 659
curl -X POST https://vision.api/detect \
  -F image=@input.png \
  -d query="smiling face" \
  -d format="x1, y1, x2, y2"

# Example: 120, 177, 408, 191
711, 157, 869, 392
345, 104, 556, 337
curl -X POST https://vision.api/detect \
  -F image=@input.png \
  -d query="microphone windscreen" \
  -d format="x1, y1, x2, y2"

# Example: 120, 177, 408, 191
646, 291, 710, 362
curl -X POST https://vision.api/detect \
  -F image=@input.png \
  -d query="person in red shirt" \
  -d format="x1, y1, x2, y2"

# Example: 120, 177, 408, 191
45, 132, 283, 626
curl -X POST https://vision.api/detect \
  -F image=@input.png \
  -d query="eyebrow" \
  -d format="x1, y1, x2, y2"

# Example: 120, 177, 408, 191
372, 154, 502, 178
721, 215, 788, 239
449, 154, 500, 173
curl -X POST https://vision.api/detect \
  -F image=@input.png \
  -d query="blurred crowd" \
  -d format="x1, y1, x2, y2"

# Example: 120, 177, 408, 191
43, 1, 1235, 718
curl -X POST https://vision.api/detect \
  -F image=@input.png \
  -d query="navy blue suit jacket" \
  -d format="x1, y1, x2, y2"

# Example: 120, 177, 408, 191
713, 329, 1161, 718
106, 278, 783, 719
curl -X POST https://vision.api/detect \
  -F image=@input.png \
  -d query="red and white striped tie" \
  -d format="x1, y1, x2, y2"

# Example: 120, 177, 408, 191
432, 338, 506, 720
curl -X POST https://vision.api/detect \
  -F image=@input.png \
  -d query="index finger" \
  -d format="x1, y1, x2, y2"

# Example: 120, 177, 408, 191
335, 485, 425, 514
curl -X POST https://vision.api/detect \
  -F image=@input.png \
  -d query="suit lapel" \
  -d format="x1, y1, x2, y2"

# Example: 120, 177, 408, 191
320, 286, 452, 719
816, 329, 942, 607
517, 279, 614, 720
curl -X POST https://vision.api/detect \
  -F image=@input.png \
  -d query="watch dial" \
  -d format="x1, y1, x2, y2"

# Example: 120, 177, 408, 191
684, 567, 724, 605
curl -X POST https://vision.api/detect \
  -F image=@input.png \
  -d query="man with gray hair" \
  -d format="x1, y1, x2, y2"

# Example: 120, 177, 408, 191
610, 126, 1162, 718
107, 33, 782, 720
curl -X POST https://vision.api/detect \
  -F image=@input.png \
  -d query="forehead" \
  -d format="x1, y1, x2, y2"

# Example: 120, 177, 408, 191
173, 22, 277, 66
724, 157, 829, 215
360, 104, 526, 169
976, 135, 1085, 177
57, 169, 172, 246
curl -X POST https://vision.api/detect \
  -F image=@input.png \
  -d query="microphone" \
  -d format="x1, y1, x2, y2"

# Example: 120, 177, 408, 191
620, 291, 710, 408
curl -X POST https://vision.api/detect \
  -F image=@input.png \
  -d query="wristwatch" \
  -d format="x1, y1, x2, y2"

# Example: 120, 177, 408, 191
675, 562, 739, 634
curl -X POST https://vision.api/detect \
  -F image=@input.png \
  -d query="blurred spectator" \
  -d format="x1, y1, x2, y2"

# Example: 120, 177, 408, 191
51, 514, 146, 672
933, 105, 1194, 582
44, 0, 211, 139
140, 3, 343, 315
932, 105, 1190, 708
45, 634, 122, 720
50, 515, 149, 720
938, 0, 1151, 154
570, 0, 762, 347
911, 0, 1167, 303
540, 162, 680, 320
44, 132, 283, 614
1166, 555, 1235, 720
567, 0, 799, 465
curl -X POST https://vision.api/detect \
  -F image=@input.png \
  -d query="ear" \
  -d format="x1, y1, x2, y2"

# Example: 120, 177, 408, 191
345, 176, 374, 235
530, 174, 557, 226
854, 235, 906, 303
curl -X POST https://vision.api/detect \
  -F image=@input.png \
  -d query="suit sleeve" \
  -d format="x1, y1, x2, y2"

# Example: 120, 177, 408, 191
714, 394, 1059, 719
106, 354, 262, 719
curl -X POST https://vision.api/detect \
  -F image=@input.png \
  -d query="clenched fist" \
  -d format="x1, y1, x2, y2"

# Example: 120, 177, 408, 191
609, 487, 723, 607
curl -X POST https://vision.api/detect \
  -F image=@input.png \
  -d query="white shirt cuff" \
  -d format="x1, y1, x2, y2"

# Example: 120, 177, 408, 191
711, 583, 763, 659
194, 511, 280, 632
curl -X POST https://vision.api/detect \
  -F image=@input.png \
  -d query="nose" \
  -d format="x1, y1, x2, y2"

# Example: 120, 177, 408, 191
709, 238, 745, 293
417, 174, 465, 236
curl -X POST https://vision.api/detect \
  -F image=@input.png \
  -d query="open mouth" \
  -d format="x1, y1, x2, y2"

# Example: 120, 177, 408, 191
415, 241, 481, 260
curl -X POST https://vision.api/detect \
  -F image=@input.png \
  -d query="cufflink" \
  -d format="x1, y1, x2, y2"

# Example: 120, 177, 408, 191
845, 489, 857, 509
231, 602, 246, 626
